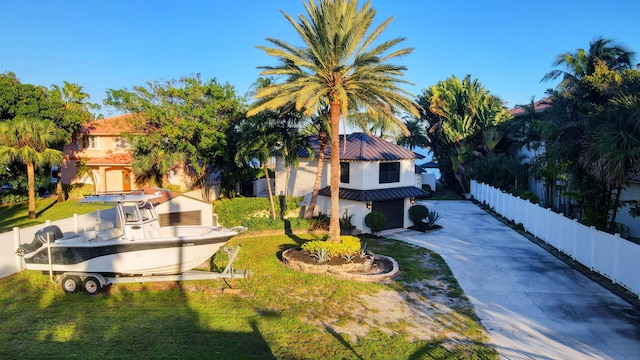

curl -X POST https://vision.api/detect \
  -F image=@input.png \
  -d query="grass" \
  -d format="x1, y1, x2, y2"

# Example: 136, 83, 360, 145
429, 183, 465, 201
0, 233, 497, 359
0, 198, 113, 232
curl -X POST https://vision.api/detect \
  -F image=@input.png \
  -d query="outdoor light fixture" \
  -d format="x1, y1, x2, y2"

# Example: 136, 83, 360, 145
410, 197, 415, 204
366, 202, 372, 210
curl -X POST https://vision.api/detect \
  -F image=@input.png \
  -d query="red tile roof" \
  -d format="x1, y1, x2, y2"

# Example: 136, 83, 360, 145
510, 98, 552, 116
81, 114, 138, 135
86, 153, 132, 165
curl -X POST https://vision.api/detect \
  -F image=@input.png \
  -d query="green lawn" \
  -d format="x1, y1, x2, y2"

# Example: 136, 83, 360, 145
0, 233, 497, 359
429, 183, 465, 200
0, 198, 113, 233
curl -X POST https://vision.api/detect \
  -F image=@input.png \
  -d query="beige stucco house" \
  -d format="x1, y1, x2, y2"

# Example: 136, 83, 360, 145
61, 114, 192, 194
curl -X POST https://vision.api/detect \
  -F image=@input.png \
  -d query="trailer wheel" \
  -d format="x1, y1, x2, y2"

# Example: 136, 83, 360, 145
61, 275, 81, 294
83, 276, 102, 295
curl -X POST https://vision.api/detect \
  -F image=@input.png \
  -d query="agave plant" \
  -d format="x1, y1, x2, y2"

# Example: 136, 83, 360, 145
427, 211, 442, 226
312, 248, 331, 263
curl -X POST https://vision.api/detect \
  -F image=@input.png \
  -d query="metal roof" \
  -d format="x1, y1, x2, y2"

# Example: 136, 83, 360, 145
298, 133, 424, 161
318, 186, 430, 202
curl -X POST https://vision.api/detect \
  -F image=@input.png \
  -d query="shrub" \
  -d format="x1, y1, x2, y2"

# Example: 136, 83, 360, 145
408, 204, 429, 224
364, 211, 385, 234
300, 235, 361, 257
340, 209, 355, 231
309, 213, 330, 231
0, 191, 28, 204
519, 190, 539, 204
241, 216, 311, 231
67, 183, 94, 199
213, 196, 304, 227
165, 184, 184, 193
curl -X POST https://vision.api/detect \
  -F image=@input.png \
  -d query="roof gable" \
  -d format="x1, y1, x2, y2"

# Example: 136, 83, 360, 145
298, 133, 424, 161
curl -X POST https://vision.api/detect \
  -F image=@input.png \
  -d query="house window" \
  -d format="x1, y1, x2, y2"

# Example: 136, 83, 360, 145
379, 162, 400, 184
340, 162, 350, 184
82, 135, 99, 149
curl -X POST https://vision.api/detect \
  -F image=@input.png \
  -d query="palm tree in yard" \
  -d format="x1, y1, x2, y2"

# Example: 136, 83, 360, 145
397, 119, 428, 150
248, 0, 419, 242
0, 118, 64, 219
542, 37, 635, 90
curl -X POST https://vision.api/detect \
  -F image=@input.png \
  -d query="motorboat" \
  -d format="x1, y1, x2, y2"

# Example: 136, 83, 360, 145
16, 192, 244, 277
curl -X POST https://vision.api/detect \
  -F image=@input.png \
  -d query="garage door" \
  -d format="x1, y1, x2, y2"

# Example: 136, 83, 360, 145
158, 210, 202, 226
372, 199, 404, 230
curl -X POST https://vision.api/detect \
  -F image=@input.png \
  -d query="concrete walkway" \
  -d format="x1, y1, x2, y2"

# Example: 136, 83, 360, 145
381, 200, 640, 360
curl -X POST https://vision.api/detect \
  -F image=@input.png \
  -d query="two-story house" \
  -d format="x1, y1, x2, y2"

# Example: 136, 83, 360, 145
61, 114, 191, 194
275, 132, 429, 232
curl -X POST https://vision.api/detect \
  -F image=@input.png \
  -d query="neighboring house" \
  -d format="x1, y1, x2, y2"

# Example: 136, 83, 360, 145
275, 132, 429, 232
510, 100, 640, 239
61, 114, 192, 194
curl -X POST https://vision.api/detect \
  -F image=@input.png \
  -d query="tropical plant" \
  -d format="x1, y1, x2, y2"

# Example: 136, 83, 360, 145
536, 38, 639, 231
311, 248, 331, 263
364, 211, 386, 234
417, 75, 512, 193
104, 74, 245, 198
248, 0, 420, 242
397, 119, 428, 150
74, 157, 96, 195
427, 210, 442, 226
542, 37, 635, 91
0, 118, 64, 219
339, 209, 355, 232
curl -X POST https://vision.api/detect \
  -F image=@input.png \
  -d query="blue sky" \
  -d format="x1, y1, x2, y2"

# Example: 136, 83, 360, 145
2, 1, 640, 117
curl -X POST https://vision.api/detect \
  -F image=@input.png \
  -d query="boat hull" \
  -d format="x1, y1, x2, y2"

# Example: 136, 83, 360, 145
23, 232, 235, 276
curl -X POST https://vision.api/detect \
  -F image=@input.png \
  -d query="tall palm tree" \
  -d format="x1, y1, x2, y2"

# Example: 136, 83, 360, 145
0, 117, 64, 219
542, 37, 635, 90
51, 81, 99, 201
301, 109, 330, 219
396, 119, 428, 150
51, 81, 97, 113
248, 0, 419, 242
236, 121, 279, 219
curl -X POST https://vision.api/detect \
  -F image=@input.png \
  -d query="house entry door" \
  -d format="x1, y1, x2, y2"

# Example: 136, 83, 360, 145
122, 170, 131, 192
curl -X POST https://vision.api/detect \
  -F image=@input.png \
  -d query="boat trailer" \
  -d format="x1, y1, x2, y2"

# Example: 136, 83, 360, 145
54, 246, 250, 295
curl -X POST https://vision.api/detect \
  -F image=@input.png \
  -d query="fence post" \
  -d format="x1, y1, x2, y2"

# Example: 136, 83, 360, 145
571, 218, 579, 260
589, 226, 596, 270
613, 233, 620, 284
13, 227, 22, 272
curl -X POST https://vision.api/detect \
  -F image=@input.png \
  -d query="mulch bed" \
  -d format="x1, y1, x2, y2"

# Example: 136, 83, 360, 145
284, 247, 369, 266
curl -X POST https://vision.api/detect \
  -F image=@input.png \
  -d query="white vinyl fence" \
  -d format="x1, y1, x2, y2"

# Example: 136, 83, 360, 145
470, 180, 640, 298
0, 208, 116, 279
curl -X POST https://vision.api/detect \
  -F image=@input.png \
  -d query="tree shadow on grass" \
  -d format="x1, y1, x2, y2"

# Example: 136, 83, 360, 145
0, 273, 276, 359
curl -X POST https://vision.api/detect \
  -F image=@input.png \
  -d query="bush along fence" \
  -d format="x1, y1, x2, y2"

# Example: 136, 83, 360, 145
470, 180, 640, 299
0, 208, 116, 279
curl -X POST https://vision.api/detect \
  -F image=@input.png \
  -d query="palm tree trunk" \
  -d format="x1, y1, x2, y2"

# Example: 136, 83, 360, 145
264, 164, 277, 219
328, 100, 341, 242
56, 169, 64, 202
608, 185, 623, 233
304, 135, 326, 219
162, 173, 168, 189
27, 162, 36, 220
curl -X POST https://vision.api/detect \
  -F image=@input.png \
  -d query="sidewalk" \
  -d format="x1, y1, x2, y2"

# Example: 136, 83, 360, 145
381, 200, 640, 360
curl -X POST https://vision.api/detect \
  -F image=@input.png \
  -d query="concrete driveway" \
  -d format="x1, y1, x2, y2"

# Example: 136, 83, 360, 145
381, 200, 640, 360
